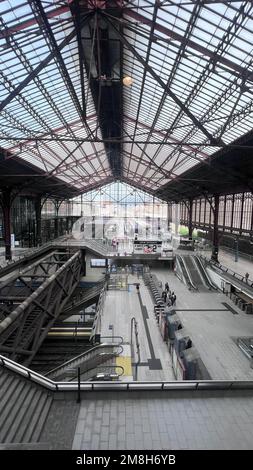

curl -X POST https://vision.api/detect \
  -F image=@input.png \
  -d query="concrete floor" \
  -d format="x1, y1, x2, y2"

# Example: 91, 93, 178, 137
200, 247, 253, 279
152, 266, 253, 380
72, 389, 253, 450
101, 275, 174, 381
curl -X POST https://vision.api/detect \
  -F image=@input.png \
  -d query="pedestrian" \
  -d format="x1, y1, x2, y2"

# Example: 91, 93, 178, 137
162, 290, 167, 302
171, 292, 176, 306
166, 298, 172, 307
245, 272, 249, 283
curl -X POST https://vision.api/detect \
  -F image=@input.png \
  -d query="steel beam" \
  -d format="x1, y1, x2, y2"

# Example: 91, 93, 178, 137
0, 250, 83, 364
124, 8, 253, 82
103, 13, 221, 145
0, 29, 77, 114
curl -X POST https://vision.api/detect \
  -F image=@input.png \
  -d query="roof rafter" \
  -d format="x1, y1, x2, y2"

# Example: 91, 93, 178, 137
103, 11, 223, 146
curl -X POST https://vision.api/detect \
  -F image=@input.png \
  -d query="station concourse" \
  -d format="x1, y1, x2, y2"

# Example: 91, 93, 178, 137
1, 0, 253, 452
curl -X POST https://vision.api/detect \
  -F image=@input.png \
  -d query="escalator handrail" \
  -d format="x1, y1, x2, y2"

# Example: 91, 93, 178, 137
177, 255, 197, 291
92, 365, 125, 378
176, 254, 191, 288
192, 255, 211, 288
68, 353, 125, 381
45, 342, 123, 376
195, 256, 217, 290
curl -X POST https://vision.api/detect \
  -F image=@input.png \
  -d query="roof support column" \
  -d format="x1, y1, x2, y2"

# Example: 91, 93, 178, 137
0, 189, 13, 261
35, 196, 42, 247
167, 202, 172, 230
211, 194, 220, 262
81, 249, 86, 277
188, 198, 194, 240
54, 200, 63, 240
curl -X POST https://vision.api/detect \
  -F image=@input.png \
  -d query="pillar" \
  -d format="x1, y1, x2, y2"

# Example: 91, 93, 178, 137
211, 194, 219, 262
54, 200, 62, 239
1, 189, 12, 260
54, 216, 59, 239
35, 196, 42, 246
188, 198, 193, 240
167, 202, 170, 230
80, 193, 83, 217
82, 249, 86, 276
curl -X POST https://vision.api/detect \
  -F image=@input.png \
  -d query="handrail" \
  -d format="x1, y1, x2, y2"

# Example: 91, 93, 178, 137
131, 317, 141, 380
200, 254, 253, 288
2, 354, 253, 391
181, 255, 198, 291
89, 365, 125, 379
177, 255, 197, 291
0, 235, 70, 274
98, 335, 124, 345
195, 256, 217, 290
45, 342, 123, 376
192, 255, 207, 287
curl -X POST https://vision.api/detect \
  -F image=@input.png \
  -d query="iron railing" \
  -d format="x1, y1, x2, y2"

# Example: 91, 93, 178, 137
1, 354, 253, 391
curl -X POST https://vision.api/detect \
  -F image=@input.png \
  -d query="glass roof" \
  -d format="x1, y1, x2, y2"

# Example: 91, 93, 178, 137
122, 0, 253, 191
0, 0, 112, 191
1, 1, 253, 197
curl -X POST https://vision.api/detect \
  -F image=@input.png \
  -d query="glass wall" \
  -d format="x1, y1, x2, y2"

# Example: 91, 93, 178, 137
179, 192, 253, 237
70, 181, 168, 240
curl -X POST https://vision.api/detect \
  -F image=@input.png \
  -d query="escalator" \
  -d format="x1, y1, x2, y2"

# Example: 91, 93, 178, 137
182, 255, 216, 292
46, 342, 123, 381
176, 255, 197, 291
195, 256, 217, 290
183, 255, 204, 290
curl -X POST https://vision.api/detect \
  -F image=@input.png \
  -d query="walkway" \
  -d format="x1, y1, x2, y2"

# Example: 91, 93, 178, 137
153, 267, 253, 380
101, 274, 174, 381
72, 389, 253, 450
199, 247, 253, 280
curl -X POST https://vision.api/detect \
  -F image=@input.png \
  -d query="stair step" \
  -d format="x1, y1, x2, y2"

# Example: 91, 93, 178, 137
0, 380, 32, 442
4, 386, 39, 443
15, 389, 48, 443
0, 370, 17, 394
0, 374, 26, 419
29, 395, 53, 443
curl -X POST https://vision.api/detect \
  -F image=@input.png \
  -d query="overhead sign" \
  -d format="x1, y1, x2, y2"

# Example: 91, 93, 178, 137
133, 240, 162, 254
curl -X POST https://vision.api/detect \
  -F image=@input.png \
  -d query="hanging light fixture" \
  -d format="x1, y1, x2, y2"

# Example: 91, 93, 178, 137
123, 76, 133, 86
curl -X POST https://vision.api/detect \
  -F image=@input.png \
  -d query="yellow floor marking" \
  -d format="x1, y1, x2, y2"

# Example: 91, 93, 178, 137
116, 356, 132, 376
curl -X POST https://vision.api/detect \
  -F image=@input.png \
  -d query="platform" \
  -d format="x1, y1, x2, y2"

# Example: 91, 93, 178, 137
153, 267, 253, 380
101, 274, 174, 381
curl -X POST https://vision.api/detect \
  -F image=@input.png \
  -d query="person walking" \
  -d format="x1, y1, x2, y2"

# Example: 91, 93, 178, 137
162, 290, 167, 302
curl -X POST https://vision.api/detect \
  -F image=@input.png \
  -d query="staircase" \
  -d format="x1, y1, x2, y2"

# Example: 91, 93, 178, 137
60, 283, 104, 320
0, 366, 53, 444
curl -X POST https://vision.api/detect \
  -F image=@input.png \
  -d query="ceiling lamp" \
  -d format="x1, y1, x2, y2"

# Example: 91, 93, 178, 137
123, 76, 133, 87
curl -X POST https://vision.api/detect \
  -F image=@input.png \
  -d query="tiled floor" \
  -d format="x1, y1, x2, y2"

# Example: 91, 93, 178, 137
72, 390, 253, 450
101, 275, 174, 381
153, 267, 253, 380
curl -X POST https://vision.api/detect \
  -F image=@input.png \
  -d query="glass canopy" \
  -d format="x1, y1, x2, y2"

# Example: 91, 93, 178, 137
1, 1, 253, 196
